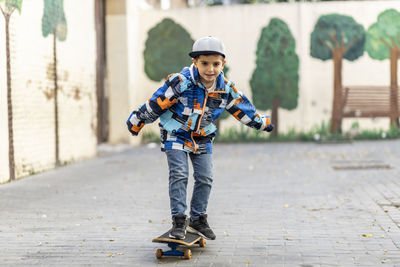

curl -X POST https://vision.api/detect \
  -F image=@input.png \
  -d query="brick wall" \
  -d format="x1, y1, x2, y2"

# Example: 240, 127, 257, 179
0, 0, 97, 183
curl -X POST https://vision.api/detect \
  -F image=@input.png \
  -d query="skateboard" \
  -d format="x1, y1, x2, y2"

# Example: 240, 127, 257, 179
152, 230, 206, 259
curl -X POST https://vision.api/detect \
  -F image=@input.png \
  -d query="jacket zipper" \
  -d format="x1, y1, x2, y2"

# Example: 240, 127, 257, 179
191, 132, 198, 152
196, 90, 208, 133
191, 89, 208, 153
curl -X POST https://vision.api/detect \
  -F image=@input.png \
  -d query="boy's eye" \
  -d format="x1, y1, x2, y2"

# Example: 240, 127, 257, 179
214, 63, 220, 67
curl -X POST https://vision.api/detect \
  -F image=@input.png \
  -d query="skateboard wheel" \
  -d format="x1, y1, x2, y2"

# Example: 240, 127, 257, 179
156, 248, 163, 259
184, 249, 191, 259
199, 238, 206, 247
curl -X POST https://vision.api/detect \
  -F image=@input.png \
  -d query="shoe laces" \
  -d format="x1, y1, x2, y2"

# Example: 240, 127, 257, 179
174, 215, 186, 228
199, 215, 209, 227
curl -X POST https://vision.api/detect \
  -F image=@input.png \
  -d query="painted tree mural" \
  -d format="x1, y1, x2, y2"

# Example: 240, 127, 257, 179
144, 18, 193, 81
366, 9, 400, 127
41, 0, 67, 166
250, 18, 299, 135
0, 0, 22, 181
310, 14, 365, 133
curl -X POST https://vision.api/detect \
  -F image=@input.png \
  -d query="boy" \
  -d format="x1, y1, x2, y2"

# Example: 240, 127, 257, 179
127, 36, 274, 240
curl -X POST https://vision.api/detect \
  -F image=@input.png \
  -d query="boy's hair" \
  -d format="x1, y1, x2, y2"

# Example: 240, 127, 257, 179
193, 54, 225, 61
189, 36, 225, 58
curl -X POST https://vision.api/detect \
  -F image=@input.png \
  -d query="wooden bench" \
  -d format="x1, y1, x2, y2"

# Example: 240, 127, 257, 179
341, 86, 400, 121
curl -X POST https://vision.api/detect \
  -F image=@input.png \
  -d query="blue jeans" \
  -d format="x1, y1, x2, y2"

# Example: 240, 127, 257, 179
165, 149, 213, 220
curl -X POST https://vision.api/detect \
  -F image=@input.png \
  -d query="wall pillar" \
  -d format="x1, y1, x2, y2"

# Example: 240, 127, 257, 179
105, 0, 131, 144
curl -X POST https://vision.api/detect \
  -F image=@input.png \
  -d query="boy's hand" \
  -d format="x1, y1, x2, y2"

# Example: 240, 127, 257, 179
127, 125, 139, 136
265, 124, 274, 132
127, 111, 145, 136
127, 122, 142, 136
263, 116, 274, 132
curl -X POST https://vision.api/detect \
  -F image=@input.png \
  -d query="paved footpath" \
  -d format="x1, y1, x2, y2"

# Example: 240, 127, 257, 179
1, 141, 400, 266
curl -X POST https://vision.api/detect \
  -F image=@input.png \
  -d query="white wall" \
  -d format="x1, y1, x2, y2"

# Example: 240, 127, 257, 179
0, 0, 97, 183
118, 0, 400, 143
0, 10, 8, 182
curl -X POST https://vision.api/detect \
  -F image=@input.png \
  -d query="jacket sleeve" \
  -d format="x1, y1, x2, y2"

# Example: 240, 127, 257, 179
224, 81, 272, 131
126, 73, 189, 136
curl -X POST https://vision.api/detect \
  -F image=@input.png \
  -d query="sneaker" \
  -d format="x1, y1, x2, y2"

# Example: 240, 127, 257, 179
169, 214, 187, 239
187, 214, 216, 240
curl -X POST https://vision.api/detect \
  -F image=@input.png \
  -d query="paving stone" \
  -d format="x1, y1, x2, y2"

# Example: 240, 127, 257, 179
1, 141, 400, 266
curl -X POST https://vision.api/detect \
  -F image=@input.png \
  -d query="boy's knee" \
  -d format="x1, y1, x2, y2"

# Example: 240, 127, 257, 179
195, 172, 213, 184
169, 166, 188, 180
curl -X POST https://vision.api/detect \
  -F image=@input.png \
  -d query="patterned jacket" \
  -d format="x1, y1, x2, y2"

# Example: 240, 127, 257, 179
127, 64, 272, 154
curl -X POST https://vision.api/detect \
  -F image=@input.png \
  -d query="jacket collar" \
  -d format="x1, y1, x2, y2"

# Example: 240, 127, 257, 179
183, 64, 225, 90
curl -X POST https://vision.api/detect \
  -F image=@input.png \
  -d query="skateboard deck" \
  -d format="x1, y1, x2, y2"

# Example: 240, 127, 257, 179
152, 230, 206, 259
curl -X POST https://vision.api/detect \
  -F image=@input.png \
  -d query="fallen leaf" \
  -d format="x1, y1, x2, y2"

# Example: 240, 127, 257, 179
148, 219, 153, 223
109, 239, 115, 242
245, 260, 250, 264
362, 233, 373, 237
283, 204, 289, 208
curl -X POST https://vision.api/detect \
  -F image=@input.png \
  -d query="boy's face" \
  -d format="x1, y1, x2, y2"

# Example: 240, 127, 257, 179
192, 54, 226, 86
